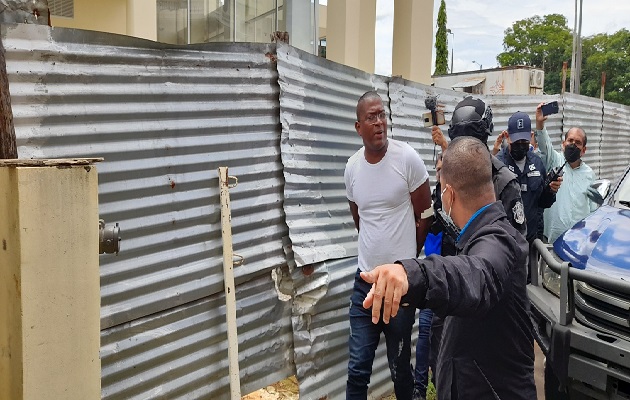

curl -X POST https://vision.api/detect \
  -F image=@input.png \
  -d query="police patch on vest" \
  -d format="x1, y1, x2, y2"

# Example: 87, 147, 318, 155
512, 201, 525, 225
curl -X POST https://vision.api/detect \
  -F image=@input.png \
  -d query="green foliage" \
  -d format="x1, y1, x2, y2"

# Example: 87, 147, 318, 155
427, 380, 437, 400
497, 14, 573, 94
581, 29, 630, 105
434, 0, 448, 75
497, 14, 630, 105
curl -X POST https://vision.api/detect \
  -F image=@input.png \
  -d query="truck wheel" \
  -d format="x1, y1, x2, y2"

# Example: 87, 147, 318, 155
544, 363, 569, 400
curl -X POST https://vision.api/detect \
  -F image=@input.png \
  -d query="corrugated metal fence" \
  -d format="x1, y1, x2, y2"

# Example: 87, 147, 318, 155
5, 23, 293, 399
4, 24, 629, 400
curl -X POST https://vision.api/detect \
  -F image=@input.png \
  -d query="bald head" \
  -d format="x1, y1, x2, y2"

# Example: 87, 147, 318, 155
565, 127, 587, 146
442, 136, 494, 200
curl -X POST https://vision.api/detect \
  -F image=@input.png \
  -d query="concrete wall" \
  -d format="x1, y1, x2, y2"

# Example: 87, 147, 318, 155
433, 67, 544, 95
51, 0, 157, 41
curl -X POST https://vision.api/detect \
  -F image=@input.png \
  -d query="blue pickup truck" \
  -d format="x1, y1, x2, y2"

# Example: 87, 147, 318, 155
528, 164, 630, 399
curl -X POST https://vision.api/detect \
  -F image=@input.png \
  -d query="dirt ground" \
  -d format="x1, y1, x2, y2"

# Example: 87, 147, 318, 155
242, 343, 546, 400
241, 376, 299, 400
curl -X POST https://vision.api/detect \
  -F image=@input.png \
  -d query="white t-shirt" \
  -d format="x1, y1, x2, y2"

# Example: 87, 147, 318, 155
344, 139, 429, 272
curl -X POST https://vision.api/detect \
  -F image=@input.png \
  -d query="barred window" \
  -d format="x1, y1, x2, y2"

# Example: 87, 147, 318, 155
50, 0, 74, 18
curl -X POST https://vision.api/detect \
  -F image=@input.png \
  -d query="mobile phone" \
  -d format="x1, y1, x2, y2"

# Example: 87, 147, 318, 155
541, 101, 559, 117
423, 110, 446, 127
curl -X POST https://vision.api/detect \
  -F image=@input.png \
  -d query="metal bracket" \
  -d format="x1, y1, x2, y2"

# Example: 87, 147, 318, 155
228, 175, 238, 189
233, 254, 244, 267
99, 219, 121, 255
559, 261, 574, 326
529, 242, 539, 286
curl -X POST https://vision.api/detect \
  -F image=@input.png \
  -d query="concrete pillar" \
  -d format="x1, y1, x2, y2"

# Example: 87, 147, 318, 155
126, 0, 157, 41
392, 0, 434, 84
326, 0, 376, 73
0, 159, 101, 400
285, 0, 317, 54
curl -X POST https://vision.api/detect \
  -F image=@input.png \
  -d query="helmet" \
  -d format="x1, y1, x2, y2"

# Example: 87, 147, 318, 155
447, 96, 494, 144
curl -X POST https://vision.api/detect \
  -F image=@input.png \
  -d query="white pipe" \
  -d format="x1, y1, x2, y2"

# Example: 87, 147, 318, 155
218, 167, 241, 399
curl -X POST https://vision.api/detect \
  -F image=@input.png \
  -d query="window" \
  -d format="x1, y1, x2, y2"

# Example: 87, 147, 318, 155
157, 0, 285, 45
50, 0, 74, 18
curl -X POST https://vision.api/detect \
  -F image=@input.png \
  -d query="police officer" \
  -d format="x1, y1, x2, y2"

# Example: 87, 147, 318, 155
417, 97, 527, 394
432, 96, 526, 237
363, 136, 537, 400
496, 111, 560, 244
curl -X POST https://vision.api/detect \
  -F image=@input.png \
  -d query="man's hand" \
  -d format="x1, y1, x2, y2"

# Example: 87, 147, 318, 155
431, 126, 448, 152
360, 264, 409, 324
492, 130, 508, 155
549, 176, 563, 193
535, 103, 547, 131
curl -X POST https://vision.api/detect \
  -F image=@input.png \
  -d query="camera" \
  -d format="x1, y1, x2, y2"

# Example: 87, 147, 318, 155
422, 110, 445, 127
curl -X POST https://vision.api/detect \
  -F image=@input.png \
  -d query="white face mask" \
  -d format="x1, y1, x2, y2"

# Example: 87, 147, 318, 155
439, 183, 460, 240
441, 184, 453, 218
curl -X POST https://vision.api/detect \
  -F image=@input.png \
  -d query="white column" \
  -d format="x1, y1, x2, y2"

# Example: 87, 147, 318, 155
326, 0, 376, 73
126, 0, 157, 41
285, 0, 317, 54
392, 0, 434, 84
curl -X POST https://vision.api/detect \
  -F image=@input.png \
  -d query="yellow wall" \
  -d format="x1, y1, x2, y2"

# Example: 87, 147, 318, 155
392, 0, 433, 84
51, 0, 157, 41
326, 0, 376, 73
0, 163, 101, 400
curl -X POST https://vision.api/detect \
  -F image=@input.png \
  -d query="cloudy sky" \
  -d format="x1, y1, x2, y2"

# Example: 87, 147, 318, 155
368, 0, 630, 76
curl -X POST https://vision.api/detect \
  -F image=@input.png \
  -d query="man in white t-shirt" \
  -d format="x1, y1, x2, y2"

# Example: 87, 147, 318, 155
344, 91, 432, 400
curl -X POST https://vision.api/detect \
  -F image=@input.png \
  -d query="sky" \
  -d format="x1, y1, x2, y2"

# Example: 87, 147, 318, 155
335, 0, 630, 76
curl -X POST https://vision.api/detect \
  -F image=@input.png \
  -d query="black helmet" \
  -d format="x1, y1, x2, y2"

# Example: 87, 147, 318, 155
447, 96, 493, 144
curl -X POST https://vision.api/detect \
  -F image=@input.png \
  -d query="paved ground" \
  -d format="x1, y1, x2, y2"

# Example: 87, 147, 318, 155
242, 343, 547, 400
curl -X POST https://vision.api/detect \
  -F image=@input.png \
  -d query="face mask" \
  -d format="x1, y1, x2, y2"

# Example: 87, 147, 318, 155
439, 185, 461, 239
509, 142, 529, 161
564, 143, 581, 163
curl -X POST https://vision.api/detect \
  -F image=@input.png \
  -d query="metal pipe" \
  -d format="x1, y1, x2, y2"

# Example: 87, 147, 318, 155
533, 239, 630, 295
274, 0, 278, 32
0, 35, 17, 159
218, 167, 242, 399
575, 0, 584, 94
570, 0, 578, 93
187, 0, 191, 44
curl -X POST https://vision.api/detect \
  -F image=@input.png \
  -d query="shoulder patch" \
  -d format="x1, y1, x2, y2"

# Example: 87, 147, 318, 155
512, 201, 525, 225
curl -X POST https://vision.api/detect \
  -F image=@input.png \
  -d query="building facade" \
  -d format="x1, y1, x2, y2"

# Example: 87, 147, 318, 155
49, 0, 434, 84
433, 66, 545, 95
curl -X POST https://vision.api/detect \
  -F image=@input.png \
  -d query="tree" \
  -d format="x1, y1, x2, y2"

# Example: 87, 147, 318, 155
434, 0, 448, 76
581, 29, 630, 105
497, 14, 573, 94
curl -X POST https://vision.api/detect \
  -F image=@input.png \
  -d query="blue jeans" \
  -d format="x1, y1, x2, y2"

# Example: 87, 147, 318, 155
347, 269, 415, 400
413, 309, 433, 399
